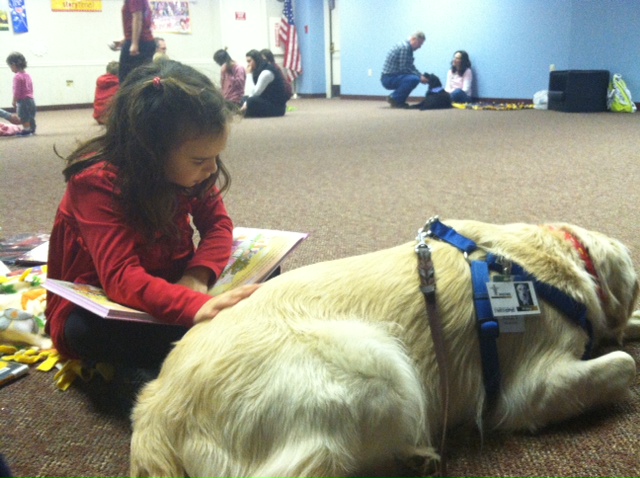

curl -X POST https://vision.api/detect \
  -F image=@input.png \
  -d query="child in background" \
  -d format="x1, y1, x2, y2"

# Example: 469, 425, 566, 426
260, 48, 293, 101
6, 52, 36, 135
153, 51, 170, 63
213, 48, 246, 107
92, 61, 120, 124
45, 60, 259, 375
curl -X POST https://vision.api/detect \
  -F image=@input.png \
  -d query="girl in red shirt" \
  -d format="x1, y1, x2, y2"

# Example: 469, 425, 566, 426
46, 60, 258, 373
92, 61, 120, 124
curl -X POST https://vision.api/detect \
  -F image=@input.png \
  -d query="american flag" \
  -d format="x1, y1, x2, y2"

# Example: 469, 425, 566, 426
278, 0, 302, 81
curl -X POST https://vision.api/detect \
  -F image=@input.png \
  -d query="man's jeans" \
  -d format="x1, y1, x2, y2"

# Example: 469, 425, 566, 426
381, 74, 420, 104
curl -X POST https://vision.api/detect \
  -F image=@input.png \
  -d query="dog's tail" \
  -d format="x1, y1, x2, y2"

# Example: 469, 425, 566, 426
250, 318, 432, 477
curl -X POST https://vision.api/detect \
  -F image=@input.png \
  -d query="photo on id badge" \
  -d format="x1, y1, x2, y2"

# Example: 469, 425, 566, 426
488, 280, 540, 316
515, 282, 535, 311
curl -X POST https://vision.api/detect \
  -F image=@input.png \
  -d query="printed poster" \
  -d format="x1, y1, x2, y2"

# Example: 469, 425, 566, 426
9, 0, 28, 33
0, 10, 9, 31
150, 1, 191, 34
51, 1, 103, 12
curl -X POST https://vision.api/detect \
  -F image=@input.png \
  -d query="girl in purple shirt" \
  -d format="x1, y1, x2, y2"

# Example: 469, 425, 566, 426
6, 52, 36, 135
213, 49, 247, 106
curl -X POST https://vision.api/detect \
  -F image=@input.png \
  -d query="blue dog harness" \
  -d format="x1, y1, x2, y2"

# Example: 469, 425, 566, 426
417, 217, 595, 407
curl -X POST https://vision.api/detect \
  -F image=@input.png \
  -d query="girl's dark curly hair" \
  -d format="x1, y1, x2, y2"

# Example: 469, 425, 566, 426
6, 52, 27, 69
451, 50, 472, 76
62, 60, 232, 242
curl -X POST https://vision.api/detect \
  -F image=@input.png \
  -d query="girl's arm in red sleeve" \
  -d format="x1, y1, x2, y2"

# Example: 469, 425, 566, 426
68, 170, 211, 326
188, 190, 234, 284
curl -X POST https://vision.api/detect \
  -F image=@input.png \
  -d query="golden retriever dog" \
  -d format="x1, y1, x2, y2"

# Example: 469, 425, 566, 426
130, 219, 639, 477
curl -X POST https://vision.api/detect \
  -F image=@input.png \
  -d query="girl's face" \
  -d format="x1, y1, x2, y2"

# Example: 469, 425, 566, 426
453, 53, 463, 69
164, 127, 229, 189
8, 63, 18, 73
246, 56, 256, 72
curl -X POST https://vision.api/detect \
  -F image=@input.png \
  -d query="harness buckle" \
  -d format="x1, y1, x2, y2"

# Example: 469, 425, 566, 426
424, 215, 440, 236
495, 255, 513, 276
416, 216, 440, 243
415, 219, 433, 251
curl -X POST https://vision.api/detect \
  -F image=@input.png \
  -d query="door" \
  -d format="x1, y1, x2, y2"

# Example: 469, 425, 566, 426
326, 0, 340, 97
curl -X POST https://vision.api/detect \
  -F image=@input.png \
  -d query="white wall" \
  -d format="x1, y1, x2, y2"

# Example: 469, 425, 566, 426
0, 0, 284, 108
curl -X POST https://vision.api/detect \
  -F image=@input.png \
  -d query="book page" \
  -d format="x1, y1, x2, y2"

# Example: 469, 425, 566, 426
208, 228, 307, 296
43, 279, 157, 322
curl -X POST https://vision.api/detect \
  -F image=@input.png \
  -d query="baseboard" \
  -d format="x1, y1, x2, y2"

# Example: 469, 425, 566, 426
4, 99, 640, 111
340, 94, 535, 104
1, 103, 92, 112
295, 93, 326, 99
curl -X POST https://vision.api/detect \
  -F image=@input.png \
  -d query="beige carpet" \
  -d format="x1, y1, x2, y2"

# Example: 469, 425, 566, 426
1, 99, 639, 476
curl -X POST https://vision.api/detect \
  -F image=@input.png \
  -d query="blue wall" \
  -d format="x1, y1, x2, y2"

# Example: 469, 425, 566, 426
569, 0, 640, 82
297, 0, 640, 101
295, 0, 326, 94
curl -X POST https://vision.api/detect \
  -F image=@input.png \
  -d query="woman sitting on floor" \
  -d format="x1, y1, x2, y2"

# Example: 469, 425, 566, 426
241, 49, 289, 118
445, 50, 473, 103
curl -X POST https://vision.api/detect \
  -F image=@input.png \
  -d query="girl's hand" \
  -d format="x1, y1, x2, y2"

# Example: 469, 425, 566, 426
193, 284, 261, 324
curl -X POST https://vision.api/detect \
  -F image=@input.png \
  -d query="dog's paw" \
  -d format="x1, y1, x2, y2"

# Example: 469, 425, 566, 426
624, 312, 640, 341
403, 446, 440, 477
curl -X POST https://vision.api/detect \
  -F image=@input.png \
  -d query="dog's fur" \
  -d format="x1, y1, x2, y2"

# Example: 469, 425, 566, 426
130, 220, 640, 477
415, 73, 452, 110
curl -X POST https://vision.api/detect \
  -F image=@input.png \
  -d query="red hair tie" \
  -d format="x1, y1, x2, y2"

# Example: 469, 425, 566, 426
153, 76, 162, 89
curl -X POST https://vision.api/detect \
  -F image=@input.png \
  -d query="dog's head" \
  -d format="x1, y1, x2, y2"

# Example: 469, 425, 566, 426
555, 224, 639, 342
423, 73, 443, 89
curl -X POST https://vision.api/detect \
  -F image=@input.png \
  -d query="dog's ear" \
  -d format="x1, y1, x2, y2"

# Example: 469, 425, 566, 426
562, 225, 639, 339
429, 74, 442, 88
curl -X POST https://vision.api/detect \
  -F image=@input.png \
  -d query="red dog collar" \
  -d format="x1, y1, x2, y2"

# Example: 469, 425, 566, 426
548, 226, 607, 304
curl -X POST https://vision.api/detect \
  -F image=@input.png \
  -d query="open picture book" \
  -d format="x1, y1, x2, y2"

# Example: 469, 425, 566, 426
43, 227, 308, 324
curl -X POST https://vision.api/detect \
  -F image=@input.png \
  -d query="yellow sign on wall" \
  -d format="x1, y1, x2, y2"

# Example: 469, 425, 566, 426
51, 1, 102, 12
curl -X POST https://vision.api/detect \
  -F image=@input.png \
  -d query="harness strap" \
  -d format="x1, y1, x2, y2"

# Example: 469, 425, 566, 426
423, 217, 502, 407
424, 217, 595, 411
428, 219, 477, 254
415, 225, 448, 476
471, 261, 501, 406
